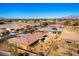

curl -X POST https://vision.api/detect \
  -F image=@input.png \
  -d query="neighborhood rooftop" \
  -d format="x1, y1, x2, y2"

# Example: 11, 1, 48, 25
8, 32, 47, 46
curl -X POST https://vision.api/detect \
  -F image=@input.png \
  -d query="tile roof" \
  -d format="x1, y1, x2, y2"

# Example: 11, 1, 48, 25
48, 24, 64, 28
0, 22, 27, 29
8, 32, 47, 46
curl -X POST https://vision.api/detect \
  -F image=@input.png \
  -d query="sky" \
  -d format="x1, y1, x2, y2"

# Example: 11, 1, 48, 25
0, 3, 79, 18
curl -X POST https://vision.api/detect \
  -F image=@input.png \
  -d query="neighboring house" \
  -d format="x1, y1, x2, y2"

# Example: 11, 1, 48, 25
48, 24, 64, 28
8, 32, 47, 50
0, 22, 27, 31
38, 27, 62, 34
0, 29, 5, 37
0, 29, 9, 37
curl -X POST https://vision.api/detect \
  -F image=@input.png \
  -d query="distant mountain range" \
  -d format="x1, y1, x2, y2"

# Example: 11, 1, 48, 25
0, 15, 79, 20
62, 15, 79, 19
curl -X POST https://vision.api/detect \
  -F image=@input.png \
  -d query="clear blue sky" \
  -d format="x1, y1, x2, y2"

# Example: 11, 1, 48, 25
0, 3, 79, 18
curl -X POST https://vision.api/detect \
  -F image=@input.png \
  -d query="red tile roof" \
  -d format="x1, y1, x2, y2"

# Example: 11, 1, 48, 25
48, 24, 64, 28
8, 32, 47, 46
